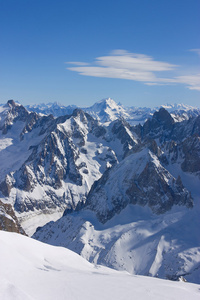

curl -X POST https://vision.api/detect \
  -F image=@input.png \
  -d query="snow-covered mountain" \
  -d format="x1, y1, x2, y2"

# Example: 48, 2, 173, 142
24, 98, 200, 125
0, 99, 200, 285
83, 97, 130, 123
33, 107, 200, 284
161, 103, 200, 122
0, 100, 136, 235
1, 231, 199, 300
26, 101, 77, 117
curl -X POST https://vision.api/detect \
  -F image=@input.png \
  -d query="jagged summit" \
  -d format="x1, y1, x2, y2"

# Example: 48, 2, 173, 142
7, 99, 17, 107
143, 107, 175, 136
154, 107, 174, 123
95, 97, 116, 105
84, 97, 129, 123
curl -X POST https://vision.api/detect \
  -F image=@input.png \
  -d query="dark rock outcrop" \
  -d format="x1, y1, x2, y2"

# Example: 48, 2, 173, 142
0, 200, 26, 234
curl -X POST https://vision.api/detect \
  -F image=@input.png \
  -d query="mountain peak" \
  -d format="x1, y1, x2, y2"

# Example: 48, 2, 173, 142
101, 97, 117, 106
7, 99, 17, 107
153, 107, 175, 126
84, 98, 128, 123
98, 97, 116, 104
94, 98, 119, 110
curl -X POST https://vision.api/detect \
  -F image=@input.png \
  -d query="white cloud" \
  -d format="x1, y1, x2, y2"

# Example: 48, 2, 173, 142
66, 50, 200, 91
67, 66, 159, 82
189, 49, 200, 57
66, 61, 90, 66
96, 52, 177, 72
110, 49, 130, 55
175, 74, 200, 91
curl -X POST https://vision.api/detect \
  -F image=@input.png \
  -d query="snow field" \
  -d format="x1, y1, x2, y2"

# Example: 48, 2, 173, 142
0, 231, 200, 300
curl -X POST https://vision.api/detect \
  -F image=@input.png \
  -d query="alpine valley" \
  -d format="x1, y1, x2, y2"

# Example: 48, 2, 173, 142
0, 98, 200, 286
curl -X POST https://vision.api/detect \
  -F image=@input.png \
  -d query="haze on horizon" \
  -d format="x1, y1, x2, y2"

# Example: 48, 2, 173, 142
0, 0, 199, 108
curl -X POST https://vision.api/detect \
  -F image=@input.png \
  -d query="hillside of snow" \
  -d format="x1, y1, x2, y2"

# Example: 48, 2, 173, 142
0, 231, 199, 300
33, 201, 200, 284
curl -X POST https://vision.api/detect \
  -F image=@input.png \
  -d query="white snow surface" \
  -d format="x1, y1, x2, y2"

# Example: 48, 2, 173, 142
0, 231, 199, 300
34, 202, 200, 284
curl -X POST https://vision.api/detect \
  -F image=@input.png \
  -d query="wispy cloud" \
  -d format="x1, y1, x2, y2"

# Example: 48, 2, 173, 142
189, 49, 200, 57
66, 61, 90, 66
175, 74, 200, 91
66, 50, 200, 91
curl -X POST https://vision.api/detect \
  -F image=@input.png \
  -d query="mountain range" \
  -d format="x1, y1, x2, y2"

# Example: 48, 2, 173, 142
0, 98, 199, 285
25, 98, 200, 124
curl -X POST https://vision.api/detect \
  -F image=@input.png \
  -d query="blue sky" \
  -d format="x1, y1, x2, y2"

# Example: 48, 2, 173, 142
0, 0, 199, 107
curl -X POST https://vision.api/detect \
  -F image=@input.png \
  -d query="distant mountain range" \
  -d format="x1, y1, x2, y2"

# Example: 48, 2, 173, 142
0, 98, 200, 284
25, 98, 200, 124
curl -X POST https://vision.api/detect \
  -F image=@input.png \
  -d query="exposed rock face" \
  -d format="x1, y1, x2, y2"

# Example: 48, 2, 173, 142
142, 108, 175, 138
0, 100, 39, 135
110, 118, 140, 157
134, 108, 198, 143
86, 149, 193, 223
181, 136, 200, 173
0, 200, 26, 234
126, 161, 192, 212
133, 108, 200, 177
0, 175, 13, 197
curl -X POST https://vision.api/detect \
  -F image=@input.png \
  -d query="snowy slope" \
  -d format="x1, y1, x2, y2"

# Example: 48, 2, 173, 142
0, 231, 199, 300
34, 201, 200, 284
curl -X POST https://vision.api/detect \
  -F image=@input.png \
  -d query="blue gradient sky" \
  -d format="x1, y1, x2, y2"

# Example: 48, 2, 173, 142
0, 0, 199, 107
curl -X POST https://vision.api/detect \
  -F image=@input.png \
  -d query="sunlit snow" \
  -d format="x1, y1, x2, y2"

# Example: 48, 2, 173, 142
0, 231, 199, 300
